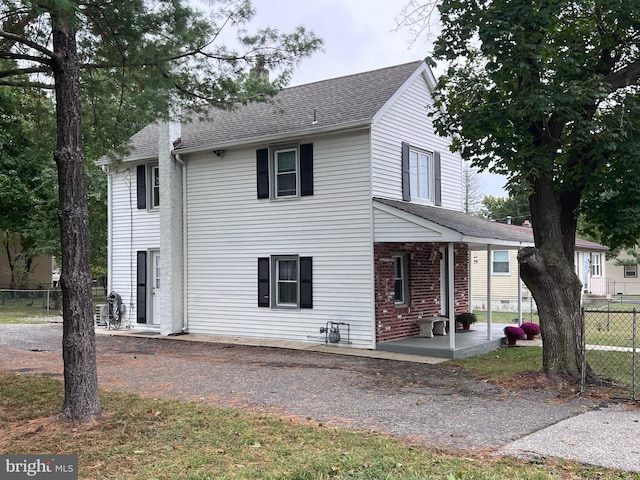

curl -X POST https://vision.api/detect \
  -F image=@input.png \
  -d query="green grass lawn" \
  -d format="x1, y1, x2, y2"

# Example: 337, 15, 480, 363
0, 373, 632, 480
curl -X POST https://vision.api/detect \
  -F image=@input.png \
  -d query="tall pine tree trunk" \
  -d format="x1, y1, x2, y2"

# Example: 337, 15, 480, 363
51, 6, 101, 421
518, 175, 585, 380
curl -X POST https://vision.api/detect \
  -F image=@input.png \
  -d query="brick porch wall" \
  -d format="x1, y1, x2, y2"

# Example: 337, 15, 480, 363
374, 242, 469, 343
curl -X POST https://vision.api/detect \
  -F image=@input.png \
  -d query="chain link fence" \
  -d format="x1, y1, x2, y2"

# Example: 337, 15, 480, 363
583, 300, 638, 399
0, 287, 107, 322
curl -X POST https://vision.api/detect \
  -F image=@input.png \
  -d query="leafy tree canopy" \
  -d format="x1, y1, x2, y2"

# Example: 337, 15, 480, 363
430, 0, 640, 249
480, 193, 530, 226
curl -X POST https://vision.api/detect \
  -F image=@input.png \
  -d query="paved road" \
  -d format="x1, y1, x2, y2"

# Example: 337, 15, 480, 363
1, 323, 638, 472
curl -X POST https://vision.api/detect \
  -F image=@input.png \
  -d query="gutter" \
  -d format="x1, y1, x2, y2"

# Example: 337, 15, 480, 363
172, 119, 372, 156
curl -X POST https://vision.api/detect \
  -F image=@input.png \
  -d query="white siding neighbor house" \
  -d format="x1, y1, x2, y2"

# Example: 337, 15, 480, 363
100, 61, 534, 358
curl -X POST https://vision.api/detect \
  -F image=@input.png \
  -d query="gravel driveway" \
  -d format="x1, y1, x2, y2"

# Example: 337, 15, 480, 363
0, 323, 601, 453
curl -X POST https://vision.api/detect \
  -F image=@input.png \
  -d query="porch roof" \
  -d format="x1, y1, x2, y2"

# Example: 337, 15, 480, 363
373, 197, 535, 250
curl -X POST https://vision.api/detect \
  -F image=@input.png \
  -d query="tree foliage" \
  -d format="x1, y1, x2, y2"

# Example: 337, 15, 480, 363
0, 0, 322, 420
480, 194, 531, 226
404, 0, 640, 380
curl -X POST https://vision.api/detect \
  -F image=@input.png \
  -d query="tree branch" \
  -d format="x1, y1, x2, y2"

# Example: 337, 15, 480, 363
0, 50, 52, 65
0, 66, 50, 78
604, 59, 640, 91
0, 30, 54, 58
0, 79, 54, 89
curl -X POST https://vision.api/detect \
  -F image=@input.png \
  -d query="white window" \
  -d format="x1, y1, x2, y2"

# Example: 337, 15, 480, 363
624, 264, 637, 278
150, 165, 160, 209
393, 254, 409, 306
409, 147, 435, 203
492, 250, 510, 274
591, 253, 601, 277
273, 256, 298, 307
274, 148, 298, 198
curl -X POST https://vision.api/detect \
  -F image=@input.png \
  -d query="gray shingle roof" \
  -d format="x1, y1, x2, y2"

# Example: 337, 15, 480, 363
374, 198, 609, 251
374, 197, 535, 244
124, 61, 424, 158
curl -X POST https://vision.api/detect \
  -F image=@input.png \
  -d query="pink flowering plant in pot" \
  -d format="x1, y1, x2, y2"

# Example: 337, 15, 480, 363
520, 322, 541, 340
503, 326, 525, 345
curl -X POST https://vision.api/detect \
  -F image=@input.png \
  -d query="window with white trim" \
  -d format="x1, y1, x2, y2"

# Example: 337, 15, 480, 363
393, 254, 409, 306
624, 264, 637, 278
491, 250, 510, 274
274, 148, 298, 198
150, 165, 160, 209
274, 256, 298, 307
409, 147, 435, 203
591, 253, 601, 277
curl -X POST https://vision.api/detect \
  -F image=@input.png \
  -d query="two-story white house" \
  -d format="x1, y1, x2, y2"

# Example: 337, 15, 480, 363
100, 61, 533, 358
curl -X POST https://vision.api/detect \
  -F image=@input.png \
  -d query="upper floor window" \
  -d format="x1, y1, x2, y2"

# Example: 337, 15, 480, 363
401, 141, 441, 205
274, 148, 298, 197
591, 253, 601, 277
256, 143, 314, 200
409, 148, 435, 203
492, 250, 510, 274
136, 163, 159, 210
151, 165, 160, 209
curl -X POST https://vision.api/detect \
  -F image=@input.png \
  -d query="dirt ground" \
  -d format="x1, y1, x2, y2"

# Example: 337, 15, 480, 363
0, 324, 603, 451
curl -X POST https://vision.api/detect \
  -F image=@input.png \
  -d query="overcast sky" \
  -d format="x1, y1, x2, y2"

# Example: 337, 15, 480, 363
244, 0, 508, 197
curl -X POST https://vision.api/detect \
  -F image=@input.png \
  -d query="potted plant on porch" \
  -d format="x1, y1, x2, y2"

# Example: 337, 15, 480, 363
503, 326, 525, 345
520, 322, 541, 340
455, 312, 477, 331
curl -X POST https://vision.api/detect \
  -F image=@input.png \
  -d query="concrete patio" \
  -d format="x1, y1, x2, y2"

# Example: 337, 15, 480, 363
376, 322, 512, 359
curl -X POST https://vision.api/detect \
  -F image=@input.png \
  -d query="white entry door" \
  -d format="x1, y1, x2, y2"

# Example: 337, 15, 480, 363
151, 250, 161, 325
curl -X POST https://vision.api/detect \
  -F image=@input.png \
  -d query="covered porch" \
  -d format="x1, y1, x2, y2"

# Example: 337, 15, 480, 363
372, 198, 535, 359
377, 322, 507, 359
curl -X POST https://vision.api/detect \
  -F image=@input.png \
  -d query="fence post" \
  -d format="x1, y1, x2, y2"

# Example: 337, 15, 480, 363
580, 307, 586, 395
46, 289, 50, 315
633, 308, 637, 400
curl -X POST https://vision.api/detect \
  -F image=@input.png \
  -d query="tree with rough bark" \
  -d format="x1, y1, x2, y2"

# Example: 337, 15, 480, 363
401, 0, 640, 382
0, 0, 321, 421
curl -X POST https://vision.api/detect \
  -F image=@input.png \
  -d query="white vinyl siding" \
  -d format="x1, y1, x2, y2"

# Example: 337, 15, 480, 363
185, 131, 375, 347
371, 72, 462, 210
108, 164, 160, 313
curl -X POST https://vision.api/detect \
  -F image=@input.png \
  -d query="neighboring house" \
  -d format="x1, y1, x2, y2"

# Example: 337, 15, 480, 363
100, 61, 533, 354
604, 248, 640, 296
0, 230, 54, 289
470, 224, 609, 312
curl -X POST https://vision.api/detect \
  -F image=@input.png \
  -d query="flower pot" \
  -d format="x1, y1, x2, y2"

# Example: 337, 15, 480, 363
526, 333, 535, 340
507, 337, 517, 345
462, 323, 471, 330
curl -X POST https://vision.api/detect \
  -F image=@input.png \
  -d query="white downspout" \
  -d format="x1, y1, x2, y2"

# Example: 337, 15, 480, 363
174, 153, 188, 332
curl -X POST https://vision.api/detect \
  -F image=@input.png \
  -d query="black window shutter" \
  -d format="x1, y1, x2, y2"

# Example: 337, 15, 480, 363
434, 151, 442, 206
401, 142, 410, 201
258, 257, 270, 307
300, 143, 314, 196
136, 165, 147, 209
256, 148, 269, 199
136, 251, 147, 323
300, 256, 313, 309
